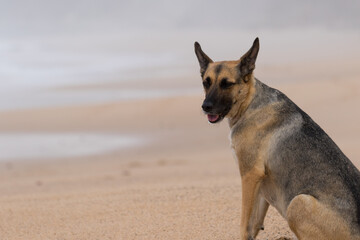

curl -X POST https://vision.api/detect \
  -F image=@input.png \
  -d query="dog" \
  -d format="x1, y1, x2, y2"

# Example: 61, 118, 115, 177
194, 38, 360, 240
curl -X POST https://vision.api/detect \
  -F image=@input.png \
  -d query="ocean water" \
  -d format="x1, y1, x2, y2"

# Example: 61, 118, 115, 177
1, 28, 360, 111
0, 87, 200, 111
0, 133, 145, 161
0, 35, 191, 110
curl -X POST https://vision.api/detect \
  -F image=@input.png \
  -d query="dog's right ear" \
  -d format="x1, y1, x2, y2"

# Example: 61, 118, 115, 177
194, 42, 213, 77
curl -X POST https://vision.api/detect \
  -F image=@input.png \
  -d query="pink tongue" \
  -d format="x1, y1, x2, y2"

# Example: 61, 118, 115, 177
207, 114, 219, 122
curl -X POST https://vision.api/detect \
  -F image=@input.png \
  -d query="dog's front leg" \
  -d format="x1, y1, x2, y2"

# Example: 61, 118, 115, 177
240, 167, 264, 240
249, 196, 269, 238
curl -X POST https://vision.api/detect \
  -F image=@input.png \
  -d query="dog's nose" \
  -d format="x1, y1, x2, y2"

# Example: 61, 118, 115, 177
202, 101, 213, 112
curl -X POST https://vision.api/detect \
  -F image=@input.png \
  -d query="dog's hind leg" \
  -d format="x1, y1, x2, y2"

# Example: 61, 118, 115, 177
286, 194, 355, 240
249, 196, 269, 238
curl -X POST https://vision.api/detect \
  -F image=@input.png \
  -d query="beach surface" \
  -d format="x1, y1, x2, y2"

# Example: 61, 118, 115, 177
0, 66, 359, 239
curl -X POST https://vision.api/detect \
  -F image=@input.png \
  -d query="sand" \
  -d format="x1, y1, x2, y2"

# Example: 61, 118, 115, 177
0, 73, 359, 239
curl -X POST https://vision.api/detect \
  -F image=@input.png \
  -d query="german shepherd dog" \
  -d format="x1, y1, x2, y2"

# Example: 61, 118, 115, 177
194, 38, 360, 240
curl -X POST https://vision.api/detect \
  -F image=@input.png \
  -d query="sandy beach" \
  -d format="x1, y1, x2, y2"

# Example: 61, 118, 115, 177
0, 66, 359, 240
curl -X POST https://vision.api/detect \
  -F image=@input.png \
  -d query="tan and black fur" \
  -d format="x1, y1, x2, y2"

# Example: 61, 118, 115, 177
194, 38, 360, 240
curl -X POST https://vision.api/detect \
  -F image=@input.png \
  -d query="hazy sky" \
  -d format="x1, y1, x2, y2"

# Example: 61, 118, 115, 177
1, 0, 359, 37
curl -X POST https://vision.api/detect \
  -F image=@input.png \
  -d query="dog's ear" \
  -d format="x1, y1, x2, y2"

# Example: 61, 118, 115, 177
238, 38, 259, 81
194, 42, 213, 77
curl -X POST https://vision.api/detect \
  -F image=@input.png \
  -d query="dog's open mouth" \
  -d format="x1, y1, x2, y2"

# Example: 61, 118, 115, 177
207, 114, 223, 124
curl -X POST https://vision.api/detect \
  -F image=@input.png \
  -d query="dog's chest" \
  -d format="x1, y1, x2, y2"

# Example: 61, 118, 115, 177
229, 126, 268, 172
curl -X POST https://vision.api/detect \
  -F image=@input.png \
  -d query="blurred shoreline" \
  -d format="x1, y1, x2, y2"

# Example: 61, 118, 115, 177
1, 28, 360, 112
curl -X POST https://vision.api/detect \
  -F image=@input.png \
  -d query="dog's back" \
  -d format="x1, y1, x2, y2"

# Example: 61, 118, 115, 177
245, 79, 360, 233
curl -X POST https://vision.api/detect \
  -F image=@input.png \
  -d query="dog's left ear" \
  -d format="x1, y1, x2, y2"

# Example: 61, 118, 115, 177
238, 38, 259, 81
194, 42, 213, 77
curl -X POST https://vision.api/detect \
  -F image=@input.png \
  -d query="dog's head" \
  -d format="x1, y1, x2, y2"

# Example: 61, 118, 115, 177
194, 38, 259, 123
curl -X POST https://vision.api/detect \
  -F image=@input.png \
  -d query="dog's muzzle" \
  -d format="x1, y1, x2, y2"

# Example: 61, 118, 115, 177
202, 99, 226, 123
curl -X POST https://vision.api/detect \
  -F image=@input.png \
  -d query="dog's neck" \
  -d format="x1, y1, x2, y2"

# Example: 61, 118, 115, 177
227, 76, 257, 128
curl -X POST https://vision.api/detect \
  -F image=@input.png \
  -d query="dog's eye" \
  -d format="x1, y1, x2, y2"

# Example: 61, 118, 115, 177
203, 77, 211, 89
220, 78, 235, 89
